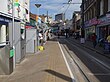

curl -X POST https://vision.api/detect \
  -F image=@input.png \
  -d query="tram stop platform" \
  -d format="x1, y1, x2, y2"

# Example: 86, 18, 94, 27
0, 40, 73, 82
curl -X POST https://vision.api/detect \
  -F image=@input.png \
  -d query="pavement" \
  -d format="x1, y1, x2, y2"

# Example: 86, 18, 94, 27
0, 39, 72, 82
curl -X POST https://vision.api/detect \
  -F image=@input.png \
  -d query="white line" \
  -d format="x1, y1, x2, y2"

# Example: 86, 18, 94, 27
58, 42, 75, 82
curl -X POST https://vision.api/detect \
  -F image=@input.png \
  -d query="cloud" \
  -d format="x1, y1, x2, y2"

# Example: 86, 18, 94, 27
30, 0, 82, 19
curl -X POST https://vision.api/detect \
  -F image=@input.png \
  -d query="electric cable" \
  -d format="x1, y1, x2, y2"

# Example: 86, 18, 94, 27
63, 3, 71, 14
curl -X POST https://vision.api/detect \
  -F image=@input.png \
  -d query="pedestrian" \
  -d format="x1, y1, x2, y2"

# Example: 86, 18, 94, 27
44, 30, 48, 42
39, 31, 43, 46
106, 34, 110, 52
91, 33, 97, 48
65, 29, 68, 38
107, 34, 110, 43
58, 31, 60, 39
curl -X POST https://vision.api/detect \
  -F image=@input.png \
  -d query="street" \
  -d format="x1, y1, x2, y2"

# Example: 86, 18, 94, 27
58, 36, 110, 82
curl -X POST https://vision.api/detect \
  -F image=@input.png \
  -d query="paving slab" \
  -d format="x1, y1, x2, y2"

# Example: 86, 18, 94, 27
0, 40, 72, 82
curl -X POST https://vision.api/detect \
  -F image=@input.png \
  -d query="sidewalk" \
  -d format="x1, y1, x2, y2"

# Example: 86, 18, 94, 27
0, 40, 72, 82
70, 37, 110, 58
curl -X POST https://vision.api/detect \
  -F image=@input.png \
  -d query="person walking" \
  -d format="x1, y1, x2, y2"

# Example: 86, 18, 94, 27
91, 33, 97, 48
39, 31, 43, 46
106, 34, 110, 52
107, 34, 110, 43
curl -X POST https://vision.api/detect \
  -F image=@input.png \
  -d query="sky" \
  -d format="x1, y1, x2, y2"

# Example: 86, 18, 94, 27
30, 0, 82, 20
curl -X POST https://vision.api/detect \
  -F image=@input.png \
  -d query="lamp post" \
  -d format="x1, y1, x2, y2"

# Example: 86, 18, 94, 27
35, 4, 41, 51
35, 4, 41, 8
11, 0, 14, 49
8, 0, 15, 74
35, 4, 41, 17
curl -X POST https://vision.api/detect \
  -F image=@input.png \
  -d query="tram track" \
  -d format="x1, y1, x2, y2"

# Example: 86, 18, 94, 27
58, 38, 110, 82
59, 40, 91, 82
67, 39, 110, 71
62, 44, 91, 82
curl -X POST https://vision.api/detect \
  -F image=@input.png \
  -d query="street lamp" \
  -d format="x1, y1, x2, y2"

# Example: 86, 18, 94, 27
35, 4, 41, 26
12, 0, 14, 49
35, 4, 41, 16
35, 4, 41, 51
35, 4, 41, 8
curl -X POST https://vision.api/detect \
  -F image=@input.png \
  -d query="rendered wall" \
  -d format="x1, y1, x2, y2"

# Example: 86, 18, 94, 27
9, 22, 21, 63
14, 22, 21, 63
0, 0, 8, 14
26, 29, 37, 53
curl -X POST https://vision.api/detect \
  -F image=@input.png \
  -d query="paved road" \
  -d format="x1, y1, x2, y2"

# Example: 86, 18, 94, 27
58, 37, 110, 82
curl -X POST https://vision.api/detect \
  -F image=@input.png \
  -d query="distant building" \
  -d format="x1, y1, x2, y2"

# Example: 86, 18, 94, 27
55, 13, 65, 22
39, 14, 53, 24
72, 11, 81, 32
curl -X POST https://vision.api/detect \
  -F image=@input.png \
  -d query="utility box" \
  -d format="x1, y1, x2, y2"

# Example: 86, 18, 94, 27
9, 22, 21, 64
0, 45, 11, 75
26, 29, 37, 53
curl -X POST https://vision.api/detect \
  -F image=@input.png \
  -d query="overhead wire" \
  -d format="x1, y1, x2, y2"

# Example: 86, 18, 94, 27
57, 5, 65, 14
63, 3, 71, 14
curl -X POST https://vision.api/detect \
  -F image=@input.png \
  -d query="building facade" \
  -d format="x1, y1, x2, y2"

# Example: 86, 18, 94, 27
83, 0, 97, 40
0, 0, 30, 74
55, 13, 65, 22
72, 11, 81, 34
82, 0, 110, 40
96, 0, 110, 40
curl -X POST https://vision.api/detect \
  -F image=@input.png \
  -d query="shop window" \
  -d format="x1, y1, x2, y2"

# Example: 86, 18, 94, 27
6, 26, 9, 41
100, 27, 108, 38
108, 0, 110, 11
21, 29, 25, 40
0, 25, 7, 47
21, 29, 24, 34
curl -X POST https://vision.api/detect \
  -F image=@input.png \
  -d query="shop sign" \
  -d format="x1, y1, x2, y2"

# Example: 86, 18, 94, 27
97, 15, 110, 25
0, 16, 12, 23
84, 18, 97, 27
106, 14, 110, 19
25, 26, 32, 29
30, 13, 36, 20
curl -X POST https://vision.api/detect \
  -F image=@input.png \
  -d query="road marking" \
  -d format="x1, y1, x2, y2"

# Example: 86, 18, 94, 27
58, 42, 75, 82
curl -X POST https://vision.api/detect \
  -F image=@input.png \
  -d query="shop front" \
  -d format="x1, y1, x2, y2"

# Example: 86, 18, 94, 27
85, 26, 96, 41
97, 14, 110, 40
0, 14, 20, 74
84, 18, 97, 40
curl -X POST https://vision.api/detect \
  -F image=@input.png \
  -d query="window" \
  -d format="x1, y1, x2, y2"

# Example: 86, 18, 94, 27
108, 0, 110, 11
104, 0, 108, 14
0, 25, 7, 46
100, 0, 104, 15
